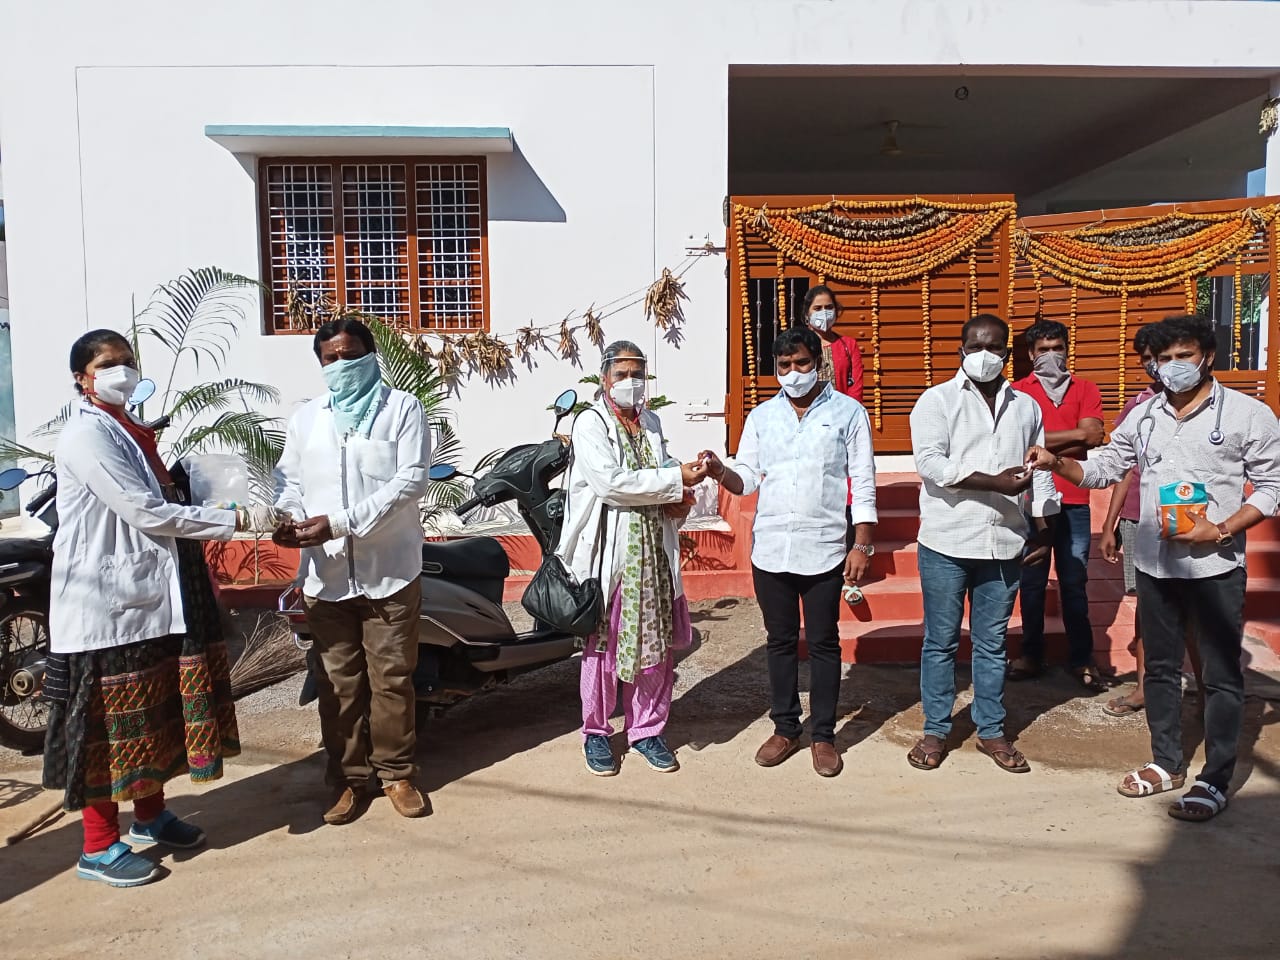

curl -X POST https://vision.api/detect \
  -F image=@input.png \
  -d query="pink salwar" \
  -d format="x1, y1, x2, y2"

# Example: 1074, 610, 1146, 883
580, 587, 691, 744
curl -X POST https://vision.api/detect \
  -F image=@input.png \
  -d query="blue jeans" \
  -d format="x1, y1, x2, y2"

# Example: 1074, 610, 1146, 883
1018, 504, 1094, 669
918, 544, 1021, 740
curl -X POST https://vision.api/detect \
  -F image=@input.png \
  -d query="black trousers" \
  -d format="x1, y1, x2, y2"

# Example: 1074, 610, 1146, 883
752, 563, 844, 743
1135, 567, 1246, 791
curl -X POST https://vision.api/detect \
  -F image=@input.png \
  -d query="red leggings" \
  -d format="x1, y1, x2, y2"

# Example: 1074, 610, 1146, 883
81, 791, 165, 854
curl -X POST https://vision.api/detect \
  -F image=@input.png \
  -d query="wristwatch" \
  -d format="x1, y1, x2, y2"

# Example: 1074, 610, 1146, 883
1215, 522, 1234, 547
851, 543, 875, 557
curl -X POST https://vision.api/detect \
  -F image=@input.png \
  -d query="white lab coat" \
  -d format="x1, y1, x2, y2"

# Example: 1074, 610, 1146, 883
554, 400, 686, 601
273, 387, 431, 602
49, 403, 237, 654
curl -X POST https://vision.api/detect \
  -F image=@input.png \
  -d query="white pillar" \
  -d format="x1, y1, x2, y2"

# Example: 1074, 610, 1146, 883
1267, 76, 1280, 196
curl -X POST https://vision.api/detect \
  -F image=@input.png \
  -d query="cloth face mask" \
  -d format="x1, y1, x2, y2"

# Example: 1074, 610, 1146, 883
323, 352, 382, 437
1032, 351, 1071, 405
778, 368, 819, 398
90, 365, 141, 406
961, 349, 1005, 383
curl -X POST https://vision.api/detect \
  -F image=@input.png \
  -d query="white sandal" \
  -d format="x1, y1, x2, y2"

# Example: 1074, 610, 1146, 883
1169, 780, 1228, 822
1117, 762, 1185, 798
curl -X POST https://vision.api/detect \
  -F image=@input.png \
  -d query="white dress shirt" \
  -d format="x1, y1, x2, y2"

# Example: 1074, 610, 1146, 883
729, 384, 877, 576
910, 368, 1060, 561
51, 403, 237, 653
274, 386, 431, 601
1079, 379, 1280, 579
555, 400, 686, 599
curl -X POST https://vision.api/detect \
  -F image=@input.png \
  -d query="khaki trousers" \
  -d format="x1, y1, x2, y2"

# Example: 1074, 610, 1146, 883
303, 578, 421, 786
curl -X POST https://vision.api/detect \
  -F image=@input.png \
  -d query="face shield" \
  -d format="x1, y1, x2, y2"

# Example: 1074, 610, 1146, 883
601, 351, 648, 410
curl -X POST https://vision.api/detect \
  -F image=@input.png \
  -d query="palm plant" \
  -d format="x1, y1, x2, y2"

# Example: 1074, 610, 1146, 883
358, 312, 501, 522
0, 267, 285, 498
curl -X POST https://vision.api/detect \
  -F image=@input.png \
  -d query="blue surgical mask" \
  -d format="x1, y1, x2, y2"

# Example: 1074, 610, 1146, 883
323, 353, 382, 437
1157, 358, 1206, 394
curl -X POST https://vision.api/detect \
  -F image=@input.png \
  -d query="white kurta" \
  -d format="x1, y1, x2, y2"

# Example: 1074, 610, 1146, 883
554, 401, 686, 600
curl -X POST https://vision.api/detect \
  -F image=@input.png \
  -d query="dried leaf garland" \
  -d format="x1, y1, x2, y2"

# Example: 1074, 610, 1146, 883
514, 324, 547, 359
557, 315, 579, 360
1261, 96, 1279, 138
467, 331, 514, 377
581, 307, 605, 349
644, 268, 689, 330
435, 335, 461, 380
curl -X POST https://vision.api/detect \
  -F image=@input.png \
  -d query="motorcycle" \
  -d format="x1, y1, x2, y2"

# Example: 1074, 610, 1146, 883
281, 389, 583, 718
0, 379, 164, 751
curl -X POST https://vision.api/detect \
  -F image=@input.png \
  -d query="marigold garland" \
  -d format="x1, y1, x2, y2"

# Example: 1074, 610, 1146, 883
1069, 282, 1078, 370
1233, 254, 1244, 371
1118, 286, 1128, 401
735, 217, 758, 406
921, 275, 932, 387
1184, 277, 1195, 314
870, 283, 882, 430
968, 249, 979, 316
777, 253, 787, 330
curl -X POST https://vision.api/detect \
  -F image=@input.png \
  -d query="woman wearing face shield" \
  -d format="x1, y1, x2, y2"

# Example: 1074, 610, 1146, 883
555, 341, 707, 776
41, 329, 285, 887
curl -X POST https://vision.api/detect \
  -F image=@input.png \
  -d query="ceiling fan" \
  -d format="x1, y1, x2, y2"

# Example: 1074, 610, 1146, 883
874, 120, 943, 159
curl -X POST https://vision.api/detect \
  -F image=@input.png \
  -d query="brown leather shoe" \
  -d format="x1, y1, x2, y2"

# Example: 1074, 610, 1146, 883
323, 786, 362, 825
811, 741, 843, 778
383, 779, 428, 818
755, 733, 801, 767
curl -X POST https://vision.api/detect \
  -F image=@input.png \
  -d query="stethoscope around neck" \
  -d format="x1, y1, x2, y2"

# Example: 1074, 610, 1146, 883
1137, 380, 1225, 466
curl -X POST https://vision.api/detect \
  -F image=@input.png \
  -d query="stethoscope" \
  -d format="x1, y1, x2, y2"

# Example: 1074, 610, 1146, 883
1137, 380, 1225, 467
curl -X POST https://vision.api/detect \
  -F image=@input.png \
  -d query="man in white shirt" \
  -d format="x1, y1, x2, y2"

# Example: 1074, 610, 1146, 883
703, 327, 877, 778
274, 316, 431, 824
907, 314, 1059, 775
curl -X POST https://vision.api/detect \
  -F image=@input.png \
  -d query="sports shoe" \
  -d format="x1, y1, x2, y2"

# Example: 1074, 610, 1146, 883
128, 810, 206, 850
630, 736, 679, 773
583, 734, 618, 776
77, 841, 161, 888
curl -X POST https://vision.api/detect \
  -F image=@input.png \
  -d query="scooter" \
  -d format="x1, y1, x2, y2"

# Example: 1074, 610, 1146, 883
281, 389, 582, 715
0, 379, 165, 751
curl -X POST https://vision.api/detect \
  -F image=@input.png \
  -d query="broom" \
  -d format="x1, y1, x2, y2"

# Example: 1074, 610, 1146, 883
229, 612, 307, 700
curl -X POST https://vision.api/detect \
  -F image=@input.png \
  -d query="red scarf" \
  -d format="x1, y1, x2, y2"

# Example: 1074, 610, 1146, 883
96, 403, 174, 488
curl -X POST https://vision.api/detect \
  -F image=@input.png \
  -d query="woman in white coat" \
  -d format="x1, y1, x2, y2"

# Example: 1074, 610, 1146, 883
41, 329, 282, 888
557, 341, 706, 776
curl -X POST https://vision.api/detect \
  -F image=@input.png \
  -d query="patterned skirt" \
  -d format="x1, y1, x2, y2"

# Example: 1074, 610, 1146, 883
42, 539, 240, 810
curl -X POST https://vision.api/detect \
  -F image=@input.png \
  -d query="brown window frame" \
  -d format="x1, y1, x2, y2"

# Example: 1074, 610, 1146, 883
257, 155, 490, 335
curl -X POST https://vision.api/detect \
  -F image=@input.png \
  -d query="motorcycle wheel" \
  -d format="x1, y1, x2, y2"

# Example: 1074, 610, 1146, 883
0, 605, 51, 753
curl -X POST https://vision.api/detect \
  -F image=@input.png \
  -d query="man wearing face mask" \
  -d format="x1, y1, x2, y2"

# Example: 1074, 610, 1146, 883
907, 314, 1060, 774
273, 316, 432, 824
557, 341, 705, 776
1026, 314, 1280, 822
701, 327, 876, 778
1007, 321, 1106, 689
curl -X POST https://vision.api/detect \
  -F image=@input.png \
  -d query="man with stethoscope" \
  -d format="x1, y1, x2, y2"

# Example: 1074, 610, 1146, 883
1025, 314, 1280, 824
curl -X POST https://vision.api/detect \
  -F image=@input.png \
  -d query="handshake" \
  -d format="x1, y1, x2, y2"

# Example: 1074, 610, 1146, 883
220, 504, 336, 548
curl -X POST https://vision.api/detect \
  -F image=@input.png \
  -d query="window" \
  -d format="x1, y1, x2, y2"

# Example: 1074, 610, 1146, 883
259, 157, 488, 334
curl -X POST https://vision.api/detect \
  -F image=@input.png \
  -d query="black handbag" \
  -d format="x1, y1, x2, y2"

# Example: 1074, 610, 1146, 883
521, 410, 609, 637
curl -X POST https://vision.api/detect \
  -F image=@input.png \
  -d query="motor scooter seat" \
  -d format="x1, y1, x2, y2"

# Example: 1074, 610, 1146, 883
0, 536, 53, 565
421, 538, 510, 582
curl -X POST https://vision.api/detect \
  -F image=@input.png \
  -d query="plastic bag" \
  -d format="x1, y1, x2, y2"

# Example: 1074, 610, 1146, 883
185, 453, 250, 508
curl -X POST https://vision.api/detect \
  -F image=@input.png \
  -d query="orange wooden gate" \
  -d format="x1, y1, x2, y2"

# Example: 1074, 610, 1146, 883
726, 194, 1279, 453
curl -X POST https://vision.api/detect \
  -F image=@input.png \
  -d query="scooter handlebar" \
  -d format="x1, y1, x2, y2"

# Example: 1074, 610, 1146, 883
25, 485, 56, 514
455, 496, 481, 517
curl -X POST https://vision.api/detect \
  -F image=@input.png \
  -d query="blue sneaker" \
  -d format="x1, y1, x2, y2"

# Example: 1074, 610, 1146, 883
583, 734, 618, 777
630, 736, 679, 772
77, 841, 161, 888
128, 810, 206, 850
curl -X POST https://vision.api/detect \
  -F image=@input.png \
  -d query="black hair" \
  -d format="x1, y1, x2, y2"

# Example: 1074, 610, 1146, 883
773, 327, 822, 361
960, 313, 1009, 346
1133, 321, 1170, 357
313, 315, 377, 359
69, 328, 132, 394
801, 284, 839, 317
1023, 320, 1069, 349
1158, 313, 1215, 355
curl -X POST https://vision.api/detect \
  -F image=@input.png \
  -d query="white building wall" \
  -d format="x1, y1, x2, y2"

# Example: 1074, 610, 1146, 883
2, 0, 1279, 465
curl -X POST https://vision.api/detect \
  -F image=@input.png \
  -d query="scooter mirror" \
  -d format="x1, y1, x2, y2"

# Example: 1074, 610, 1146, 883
428, 463, 458, 482
0, 467, 29, 491
129, 378, 157, 407
552, 389, 578, 418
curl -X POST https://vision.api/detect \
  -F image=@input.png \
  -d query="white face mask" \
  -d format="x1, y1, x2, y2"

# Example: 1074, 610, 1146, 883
1158, 358, 1207, 394
609, 377, 646, 410
89, 364, 141, 405
778, 367, 819, 398
961, 349, 1005, 384
808, 307, 836, 332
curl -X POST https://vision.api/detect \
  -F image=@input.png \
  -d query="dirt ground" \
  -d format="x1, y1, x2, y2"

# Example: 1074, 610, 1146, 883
2, 597, 1279, 960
